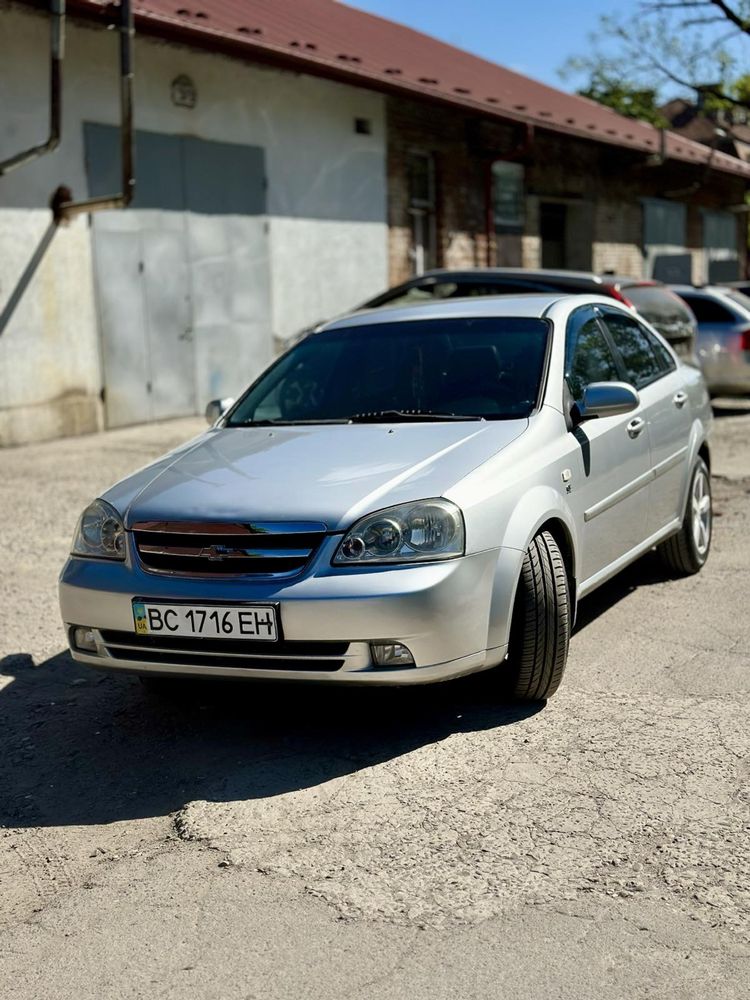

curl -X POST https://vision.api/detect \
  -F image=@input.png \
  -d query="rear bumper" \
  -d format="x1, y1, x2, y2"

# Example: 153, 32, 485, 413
699, 344, 750, 396
59, 539, 507, 685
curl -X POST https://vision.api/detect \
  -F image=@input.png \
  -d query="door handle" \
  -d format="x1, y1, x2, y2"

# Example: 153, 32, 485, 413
673, 390, 688, 408
627, 416, 645, 438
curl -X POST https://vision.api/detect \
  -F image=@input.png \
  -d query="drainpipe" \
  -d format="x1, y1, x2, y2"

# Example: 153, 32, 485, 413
0, 0, 135, 339
646, 127, 667, 168
485, 124, 535, 266
0, 0, 65, 176
53, 0, 135, 222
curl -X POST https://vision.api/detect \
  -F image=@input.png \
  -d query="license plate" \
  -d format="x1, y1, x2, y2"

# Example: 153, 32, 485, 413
132, 601, 278, 641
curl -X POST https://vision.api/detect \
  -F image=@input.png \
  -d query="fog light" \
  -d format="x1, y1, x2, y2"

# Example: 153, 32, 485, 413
72, 627, 98, 653
370, 642, 415, 667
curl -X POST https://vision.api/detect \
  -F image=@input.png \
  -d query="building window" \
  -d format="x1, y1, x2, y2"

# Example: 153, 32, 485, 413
703, 209, 739, 282
407, 151, 437, 275
642, 198, 691, 283
491, 161, 525, 234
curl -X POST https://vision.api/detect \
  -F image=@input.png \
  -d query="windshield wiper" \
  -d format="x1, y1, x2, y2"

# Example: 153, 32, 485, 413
348, 410, 484, 423
231, 418, 350, 427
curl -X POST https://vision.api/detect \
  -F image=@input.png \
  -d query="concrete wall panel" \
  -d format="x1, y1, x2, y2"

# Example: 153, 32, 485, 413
0, 5, 388, 443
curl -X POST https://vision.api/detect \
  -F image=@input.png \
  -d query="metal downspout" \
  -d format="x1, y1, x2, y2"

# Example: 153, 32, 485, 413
0, 0, 135, 339
54, 0, 135, 221
0, 0, 65, 176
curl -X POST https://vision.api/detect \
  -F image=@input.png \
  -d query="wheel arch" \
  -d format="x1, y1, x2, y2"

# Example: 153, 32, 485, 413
487, 487, 579, 650
536, 517, 578, 626
678, 421, 712, 519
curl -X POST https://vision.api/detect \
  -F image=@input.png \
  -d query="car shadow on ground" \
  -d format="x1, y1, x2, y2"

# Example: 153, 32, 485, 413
712, 399, 750, 418
572, 549, 671, 634
0, 551, 676, 833
0, 649, 541, 831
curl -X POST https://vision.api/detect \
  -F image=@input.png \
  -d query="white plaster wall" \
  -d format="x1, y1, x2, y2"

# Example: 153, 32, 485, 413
0, 4, 388, 442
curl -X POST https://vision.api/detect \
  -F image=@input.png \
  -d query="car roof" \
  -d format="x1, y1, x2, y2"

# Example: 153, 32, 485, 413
322, 293, 621, 330
671, 285, 730, 296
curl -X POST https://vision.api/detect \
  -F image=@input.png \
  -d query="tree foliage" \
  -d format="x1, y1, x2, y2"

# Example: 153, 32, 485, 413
576, 69, 667, 125
562, 1, 750, 115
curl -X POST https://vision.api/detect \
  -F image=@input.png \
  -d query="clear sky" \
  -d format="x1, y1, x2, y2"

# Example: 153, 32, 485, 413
347, 0, 622, 92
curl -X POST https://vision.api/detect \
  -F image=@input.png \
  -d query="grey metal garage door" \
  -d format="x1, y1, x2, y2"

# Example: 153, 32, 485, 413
84, 125, 271, 428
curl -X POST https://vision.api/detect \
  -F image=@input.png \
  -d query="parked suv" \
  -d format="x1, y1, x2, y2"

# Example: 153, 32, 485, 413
361, 269, 698, 360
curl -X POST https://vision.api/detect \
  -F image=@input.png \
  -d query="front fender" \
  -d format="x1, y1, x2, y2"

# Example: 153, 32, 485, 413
486, 486, 579, 651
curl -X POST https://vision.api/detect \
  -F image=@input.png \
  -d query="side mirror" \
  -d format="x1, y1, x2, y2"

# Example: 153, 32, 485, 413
205, 397, 235, 425
577, 382, 639, 421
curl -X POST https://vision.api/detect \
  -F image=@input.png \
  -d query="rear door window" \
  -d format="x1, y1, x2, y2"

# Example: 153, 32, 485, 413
598, 308, 673, 388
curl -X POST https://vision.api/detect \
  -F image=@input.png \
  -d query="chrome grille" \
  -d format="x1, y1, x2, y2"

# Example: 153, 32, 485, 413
132, 520, 326, 577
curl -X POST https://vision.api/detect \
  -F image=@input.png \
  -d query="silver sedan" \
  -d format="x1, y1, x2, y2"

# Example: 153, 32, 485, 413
671, 284, 750, 396
59, 295, 713, 701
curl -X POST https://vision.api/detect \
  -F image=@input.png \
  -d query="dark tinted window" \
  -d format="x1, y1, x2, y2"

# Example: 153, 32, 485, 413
565, 307, 620, 401
622, 285, 693, 329
677, 294, 736, 324
228, 317, 551, 424
599, 310, 668, 388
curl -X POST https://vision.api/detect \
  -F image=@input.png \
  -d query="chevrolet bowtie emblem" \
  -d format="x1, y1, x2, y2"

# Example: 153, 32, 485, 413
202, 545, 232, 561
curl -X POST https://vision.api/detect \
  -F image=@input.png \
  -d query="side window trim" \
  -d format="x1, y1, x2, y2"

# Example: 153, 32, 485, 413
593, 310, 630, 384
563, 304, 597, 387
564, 304, 621, 403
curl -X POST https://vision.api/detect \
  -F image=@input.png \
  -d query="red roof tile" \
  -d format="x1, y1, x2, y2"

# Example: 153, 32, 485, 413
67, 0, 750, 178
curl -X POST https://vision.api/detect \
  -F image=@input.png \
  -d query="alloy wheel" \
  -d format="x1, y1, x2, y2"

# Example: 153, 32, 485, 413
691, 467, 712, 556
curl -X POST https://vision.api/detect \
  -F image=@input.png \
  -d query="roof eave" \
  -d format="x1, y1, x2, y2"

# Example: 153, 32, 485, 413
50, 0, 750, 180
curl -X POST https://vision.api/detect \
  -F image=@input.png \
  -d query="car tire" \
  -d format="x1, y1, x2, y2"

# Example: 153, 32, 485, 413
657, 457, 712, 575
503, 530, 570, 702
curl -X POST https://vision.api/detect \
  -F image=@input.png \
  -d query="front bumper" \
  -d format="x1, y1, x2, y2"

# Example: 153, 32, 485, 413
59, 537, 507, 685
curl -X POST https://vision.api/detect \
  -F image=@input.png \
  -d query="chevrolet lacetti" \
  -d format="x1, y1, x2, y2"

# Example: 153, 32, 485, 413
59, 296, 713, 701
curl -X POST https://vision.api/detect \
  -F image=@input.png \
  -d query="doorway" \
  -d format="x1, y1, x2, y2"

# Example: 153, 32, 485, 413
540, 202, 567, 268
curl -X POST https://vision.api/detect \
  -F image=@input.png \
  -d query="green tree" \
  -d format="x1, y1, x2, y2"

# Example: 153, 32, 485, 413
562, 2, 750, 114
576, 69, 667, 125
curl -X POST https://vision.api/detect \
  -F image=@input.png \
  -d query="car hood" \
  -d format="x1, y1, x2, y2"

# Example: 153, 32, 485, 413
108, 421, 528, 531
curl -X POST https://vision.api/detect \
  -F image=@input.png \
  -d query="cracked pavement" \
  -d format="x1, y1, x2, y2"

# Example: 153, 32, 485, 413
1, 402, 749, 999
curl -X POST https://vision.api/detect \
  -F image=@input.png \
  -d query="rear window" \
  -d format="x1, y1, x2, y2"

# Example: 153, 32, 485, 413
677, 294, 736, 324
623, 285, 695, 343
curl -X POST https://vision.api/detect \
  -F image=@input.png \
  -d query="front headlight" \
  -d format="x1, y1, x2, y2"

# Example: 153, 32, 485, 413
333, 499, 465, 565
71, 499, 126, 560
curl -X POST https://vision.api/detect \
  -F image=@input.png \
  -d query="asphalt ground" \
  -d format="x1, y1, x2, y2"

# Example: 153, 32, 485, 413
1, 401, 749, 999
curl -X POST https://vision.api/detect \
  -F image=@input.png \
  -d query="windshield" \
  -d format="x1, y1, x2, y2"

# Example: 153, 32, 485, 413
227, 317, 551, 425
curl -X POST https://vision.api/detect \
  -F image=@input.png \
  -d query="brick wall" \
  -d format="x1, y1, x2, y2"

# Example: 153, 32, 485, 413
386, 95, 748, 285
592, 201, 643, 276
